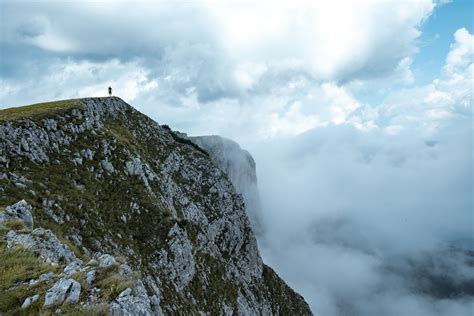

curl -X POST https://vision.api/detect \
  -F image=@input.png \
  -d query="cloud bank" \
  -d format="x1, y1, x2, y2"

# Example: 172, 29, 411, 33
250, 24, 473, 315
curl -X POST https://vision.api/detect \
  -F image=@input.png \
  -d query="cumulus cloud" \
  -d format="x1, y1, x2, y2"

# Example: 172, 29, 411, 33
249, 28, 473, 315
1, 0, 435, 106
0, 59, 157, 107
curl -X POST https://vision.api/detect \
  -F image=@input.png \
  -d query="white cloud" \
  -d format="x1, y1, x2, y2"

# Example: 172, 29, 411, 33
207, 0, 434, 82
1, 0, 435, 107
249, 27, 473, 314
0, 59, 157, 106
445, 28, 473, 75
23, 17, 77, 53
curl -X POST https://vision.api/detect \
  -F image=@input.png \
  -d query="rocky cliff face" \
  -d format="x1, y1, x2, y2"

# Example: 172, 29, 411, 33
189, 135, 263, 236
0, 97, 312, 315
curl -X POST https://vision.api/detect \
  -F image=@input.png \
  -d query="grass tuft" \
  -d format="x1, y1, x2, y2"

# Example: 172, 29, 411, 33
3, 219, 28, 231
0, 247, 54, 290
95, 268, 139, 302
0, 99, 83, 121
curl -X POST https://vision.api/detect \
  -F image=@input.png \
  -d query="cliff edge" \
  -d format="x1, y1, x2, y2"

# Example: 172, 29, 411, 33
0, 97, 312, 315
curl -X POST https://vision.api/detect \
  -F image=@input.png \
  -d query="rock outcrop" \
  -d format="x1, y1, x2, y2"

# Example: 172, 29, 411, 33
0, 97, 312, 315
190, 135, 264, 235
0, 199, 34, 229
7, 228, 77, 264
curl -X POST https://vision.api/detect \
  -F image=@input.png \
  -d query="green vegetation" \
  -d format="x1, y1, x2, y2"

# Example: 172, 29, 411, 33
0, 247, 54, 291
3, 219, 28, 232
60, 304, 109, 316
0, 245, 56, 314
0, 99, 83, 121
169, 132, 209, 157
95, 265, 138, 302
186, 252, 239, 312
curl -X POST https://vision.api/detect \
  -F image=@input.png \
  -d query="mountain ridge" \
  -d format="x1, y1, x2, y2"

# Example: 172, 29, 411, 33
0, 97, 312, 315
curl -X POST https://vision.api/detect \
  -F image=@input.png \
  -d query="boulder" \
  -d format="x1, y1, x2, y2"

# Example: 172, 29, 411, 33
101, 160, 115, 173
44, 278, 81, 308
98, 254, 117, 268
86, 270, 96, 285
119, 263, 132, 275
63, 260, 83, 275
0, 200, 34, 229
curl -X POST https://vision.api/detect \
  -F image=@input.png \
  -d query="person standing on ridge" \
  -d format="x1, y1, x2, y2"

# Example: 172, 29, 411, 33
108, 86, 112, 96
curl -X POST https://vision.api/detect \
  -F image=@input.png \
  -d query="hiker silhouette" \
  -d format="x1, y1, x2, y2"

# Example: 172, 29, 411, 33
108, 86, 112, 96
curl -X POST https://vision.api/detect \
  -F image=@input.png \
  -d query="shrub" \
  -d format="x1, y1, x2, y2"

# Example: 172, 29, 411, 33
161, 124, 171, 131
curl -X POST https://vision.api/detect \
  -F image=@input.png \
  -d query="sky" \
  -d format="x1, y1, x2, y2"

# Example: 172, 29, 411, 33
1, 0, 473, 315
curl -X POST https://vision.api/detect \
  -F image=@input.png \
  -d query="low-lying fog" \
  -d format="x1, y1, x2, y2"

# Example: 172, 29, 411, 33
250, 119, 473, 315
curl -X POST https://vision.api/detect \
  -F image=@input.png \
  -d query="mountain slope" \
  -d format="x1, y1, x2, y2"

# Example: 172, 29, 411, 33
0, 97, 312, 315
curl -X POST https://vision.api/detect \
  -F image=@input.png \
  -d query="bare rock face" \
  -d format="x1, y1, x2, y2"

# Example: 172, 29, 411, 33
190, 135, 264, 236
0, 97, 312, 315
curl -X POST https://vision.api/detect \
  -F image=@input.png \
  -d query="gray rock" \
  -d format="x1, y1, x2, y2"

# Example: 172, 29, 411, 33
101, 160, 115, 173
21, 294, 40, 309
42, 199, 64, 224
7, 228, 77, 264
155, 224, 195, 291
43, 119, 57, 131
81, 148, 94, 160
124, 158, 142, 176
109, 280, 154, 316
44, 278, 81, 308
14, 182, 27, 189
0, 200, 34, 229
86, 270, 96, 285
119, 264, 132, 275
71, 157, 83, 166
118, 288, 133, 298
29, 271, 55, 285
63, 260, 83, 275
124, 157, 157, 192
98, 254, 117, 268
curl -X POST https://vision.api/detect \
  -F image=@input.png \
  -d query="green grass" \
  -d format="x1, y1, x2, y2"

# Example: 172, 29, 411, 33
0, 246, 56, 314
0, 99, 84, 121
3, 219, 28, 232
0, 247, 54, 290
94, 264, 138, 302
60, 304, 109, 316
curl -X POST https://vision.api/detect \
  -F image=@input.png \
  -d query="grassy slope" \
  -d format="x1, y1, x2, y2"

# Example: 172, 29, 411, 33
0, 99, 84, 122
